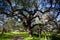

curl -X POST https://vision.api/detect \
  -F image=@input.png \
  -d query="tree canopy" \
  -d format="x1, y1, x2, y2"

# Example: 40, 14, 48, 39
0, 0, 60, 37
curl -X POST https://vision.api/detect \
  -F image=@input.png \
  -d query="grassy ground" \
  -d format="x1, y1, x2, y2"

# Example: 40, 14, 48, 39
0, 32, 28, 40
0, 32, 60, 40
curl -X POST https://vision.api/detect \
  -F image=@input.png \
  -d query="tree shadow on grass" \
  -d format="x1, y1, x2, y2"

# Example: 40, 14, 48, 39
51, 34, 60, 40
0, 33, 11, 40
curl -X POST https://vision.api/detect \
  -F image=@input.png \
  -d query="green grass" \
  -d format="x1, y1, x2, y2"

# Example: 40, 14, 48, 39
0, 32, 60, 40
0, 32, 28, 40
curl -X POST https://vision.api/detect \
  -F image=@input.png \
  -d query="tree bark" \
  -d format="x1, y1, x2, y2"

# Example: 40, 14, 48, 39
26, 26, 32, 37
1, 27, 6, 36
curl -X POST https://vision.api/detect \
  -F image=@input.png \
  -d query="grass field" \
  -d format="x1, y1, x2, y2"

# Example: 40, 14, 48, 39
0, 32, 60, 40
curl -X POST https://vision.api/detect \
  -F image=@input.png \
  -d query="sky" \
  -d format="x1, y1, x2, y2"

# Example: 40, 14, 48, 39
56, 15, 60, 21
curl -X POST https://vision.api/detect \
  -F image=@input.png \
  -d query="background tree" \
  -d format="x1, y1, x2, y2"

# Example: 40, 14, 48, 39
0, 0, 60, 37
